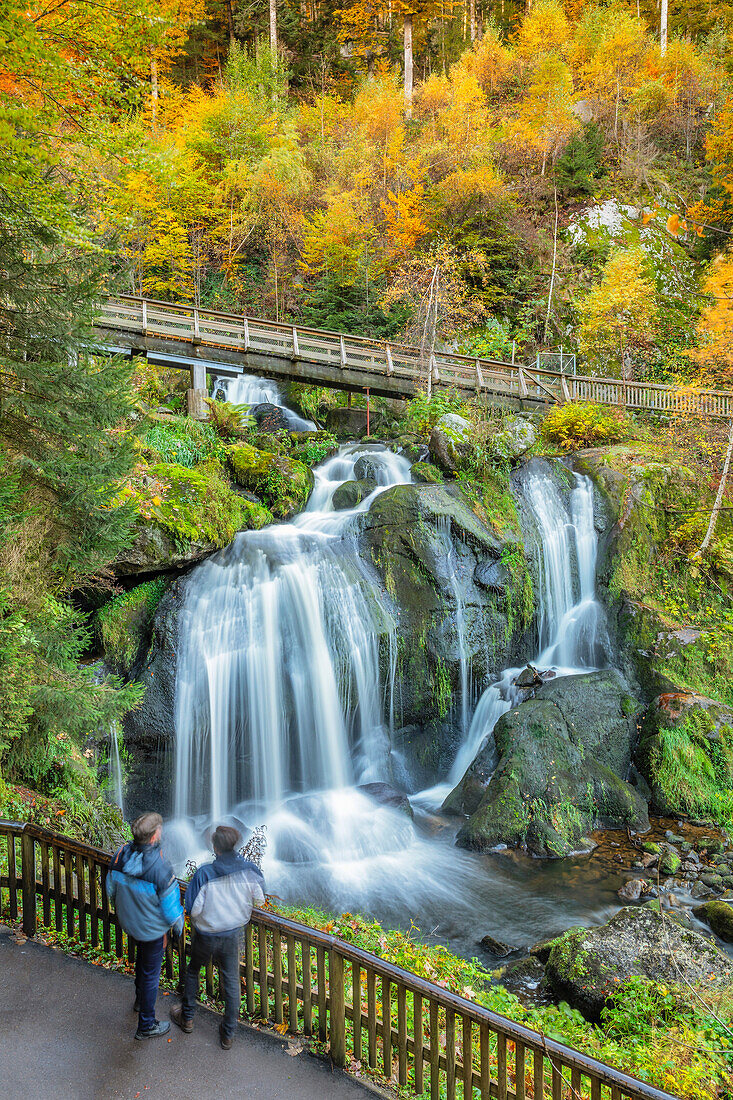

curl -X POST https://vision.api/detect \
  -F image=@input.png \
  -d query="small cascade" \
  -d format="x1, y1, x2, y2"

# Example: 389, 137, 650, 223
109, 724, 125, 816
213, 373, 315, 431
436, 463, 606, 801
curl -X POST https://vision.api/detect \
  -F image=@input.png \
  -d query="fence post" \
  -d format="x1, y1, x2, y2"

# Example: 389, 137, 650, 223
329, 946, 346, 1067
21, 829, 36, 937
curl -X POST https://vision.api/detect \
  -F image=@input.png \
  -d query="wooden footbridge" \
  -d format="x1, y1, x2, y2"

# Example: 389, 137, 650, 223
97, 295, 732, 419
2, 818, 679, 1100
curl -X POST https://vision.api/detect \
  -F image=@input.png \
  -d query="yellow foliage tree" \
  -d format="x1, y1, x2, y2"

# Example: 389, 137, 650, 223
579, 247, 658, 379
512, 54, 576, 175
693, 253, 733, 384
515, 0, 570, 62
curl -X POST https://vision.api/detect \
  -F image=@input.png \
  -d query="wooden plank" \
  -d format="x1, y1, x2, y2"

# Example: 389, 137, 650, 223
462, 1014, 472, 1099
497, 1032, 507, 1100
352, 962, 362, 1063
382, 977, 392, 1078
273, 927, 283, 1024
245, 923, 255, 1015
302, 939, 313, 1035
287, 934, 298, 1033
590, 1075, 601, 1100
292, 326, 300, 359
397, 983, 408, 1086
367, 968, 377, 1069
515, 1041, 526, 1100
7, 834, 17, 920
534, 1049, 544, 1099
41, 841, 51, 927
386, 344, 394, 376
329, 948, 346, 1068
317, 944, 327, 1042
430, 999, 440, 1100
64, 848, 74, 937
100, 860, 111, 953
414, 991, 424, 1094
20, 831, 36, 938
552, 1061, 562, 1100
446, 1007, 456, 1100
480, 1021, 490, 1099
571, 1068, 581, 1097
88, 859, 99, 949
258, 924, 268, 1019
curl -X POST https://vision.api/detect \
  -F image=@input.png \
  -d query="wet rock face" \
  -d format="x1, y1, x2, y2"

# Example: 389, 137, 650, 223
693, 900, 733, 942
544, 905, 733, 1021
452, 670, 648, 858
361, 481, 532, 783
429, 414, 472, 474
114, 523, 219, 577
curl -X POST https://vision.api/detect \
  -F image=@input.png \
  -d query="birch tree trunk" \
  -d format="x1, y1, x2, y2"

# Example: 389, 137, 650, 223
699, 419, 733, 555
404, 13, 413, 118
269, 0, 278, 54
469, 0, 476, 42
150, 59, 158, 131
660, 0, 668, 55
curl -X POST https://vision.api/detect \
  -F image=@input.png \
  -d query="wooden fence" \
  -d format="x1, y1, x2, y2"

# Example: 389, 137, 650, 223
0, 820, 679, 1100
98, 295, 733, 419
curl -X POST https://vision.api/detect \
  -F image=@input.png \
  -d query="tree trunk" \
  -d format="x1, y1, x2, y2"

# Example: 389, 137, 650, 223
469, 0, 476, 42
544, 186, 558, 341
150, 59, 158, 131
403, 13, 413, 119
269, 0, 278, 54
660, 0, 668, 55
699, 419, 733, 555
225, 0, 236, 45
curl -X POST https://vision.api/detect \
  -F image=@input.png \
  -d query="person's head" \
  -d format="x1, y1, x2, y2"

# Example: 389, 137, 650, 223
132, 812, 163, 847
212, 825, 239, 856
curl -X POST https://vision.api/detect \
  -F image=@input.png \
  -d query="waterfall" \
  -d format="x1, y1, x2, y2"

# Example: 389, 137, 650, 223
213, 373, 315, 431
171, 444, 412, 824
436, 464, 606, 801
436, 516, 470, 737
109, 724, 125, 816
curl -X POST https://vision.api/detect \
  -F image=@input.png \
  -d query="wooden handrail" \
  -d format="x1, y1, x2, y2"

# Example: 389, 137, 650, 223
96, 295, 733, 420
0, 819, 679, 1100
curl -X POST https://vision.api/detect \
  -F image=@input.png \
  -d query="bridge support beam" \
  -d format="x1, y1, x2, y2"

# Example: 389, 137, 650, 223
187, 360, 208, 419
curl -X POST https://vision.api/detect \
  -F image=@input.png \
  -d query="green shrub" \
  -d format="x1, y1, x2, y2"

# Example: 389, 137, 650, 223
141, 419, 226, 468
290, 432, 338, 466
541, 402, 629, 451
97, 577, 169, 676
204, 398, 254, 440
402, 388, 468, 438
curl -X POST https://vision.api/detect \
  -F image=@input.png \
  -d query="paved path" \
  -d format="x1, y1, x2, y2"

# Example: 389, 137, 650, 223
0, 931, 373, 1100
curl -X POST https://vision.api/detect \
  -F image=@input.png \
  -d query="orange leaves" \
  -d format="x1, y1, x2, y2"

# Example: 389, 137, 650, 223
380, 188, 428, 268
692, 253, 733, 381
666, 213, 680, 237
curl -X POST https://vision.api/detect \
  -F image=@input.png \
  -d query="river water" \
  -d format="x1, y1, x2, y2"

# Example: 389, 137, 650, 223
161, 380, 623, 960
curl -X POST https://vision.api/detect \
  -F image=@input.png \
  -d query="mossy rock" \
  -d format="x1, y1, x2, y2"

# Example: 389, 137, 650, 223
97, 577, 169, 678
229, 442, 314, 518
332, 479, 374, 511
544, 906, 733, 1021
455, 670, 648, 858
659, 849, 681, 875
411, 461, 443, 484
693, 900, 733, 941
289, 431, 339, 467
114, 460, 270, 575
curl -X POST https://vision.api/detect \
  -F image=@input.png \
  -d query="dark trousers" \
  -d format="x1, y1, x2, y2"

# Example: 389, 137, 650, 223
135, 935, 166, 1031
183, 929, 241, 1038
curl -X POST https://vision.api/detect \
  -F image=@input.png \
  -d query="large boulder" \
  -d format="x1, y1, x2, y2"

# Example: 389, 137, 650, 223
229, 442, 314, 519
454, 670, 648, 857
429, 413, 472, 474
544, 905, 733, 1021
332, 479, 374, 511
326, 406, 384, 440
636, 691, 733, 819
361, 481, 533, 782
250, 402, 290, 433
489, 418, 537, 463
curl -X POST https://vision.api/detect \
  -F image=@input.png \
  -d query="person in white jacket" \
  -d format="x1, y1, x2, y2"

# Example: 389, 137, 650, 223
170, 825, 265, 1048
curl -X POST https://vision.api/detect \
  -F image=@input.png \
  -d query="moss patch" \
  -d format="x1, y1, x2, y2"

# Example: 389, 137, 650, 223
97, 578, 169, 678
228, 442, 313, 518
640, 708, 733, 824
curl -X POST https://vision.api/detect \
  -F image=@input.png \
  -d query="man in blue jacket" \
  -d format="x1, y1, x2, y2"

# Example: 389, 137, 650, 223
170, 825, 265, 1049
107, 811, 184, 1039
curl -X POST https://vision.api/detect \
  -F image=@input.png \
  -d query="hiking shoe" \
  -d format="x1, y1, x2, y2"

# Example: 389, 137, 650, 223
170, 1004, 193, 1033
135, 1020, 171, 1040
219, 1024, 233, 1050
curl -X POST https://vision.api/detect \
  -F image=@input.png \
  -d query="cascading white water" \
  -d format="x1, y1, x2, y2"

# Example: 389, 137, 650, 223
429, 465, 606, 807
437, 516, 470, 737
171, 444, 411, 826
213, 373, 315, 431
109, 724, 125, 815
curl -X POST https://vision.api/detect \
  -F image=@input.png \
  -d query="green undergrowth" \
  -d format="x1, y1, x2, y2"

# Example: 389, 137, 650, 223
228, 442, 313, 518
0, 782, 129, 850
97, 577, 169, 677
646, 711, 733, 824
541, 402, 630, 451
140, 416, 228, 467
117, 459, 272, 549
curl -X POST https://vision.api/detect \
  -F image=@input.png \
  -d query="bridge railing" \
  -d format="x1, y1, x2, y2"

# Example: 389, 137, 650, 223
98, 295, 733, 419
1, 819, 677, 1100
